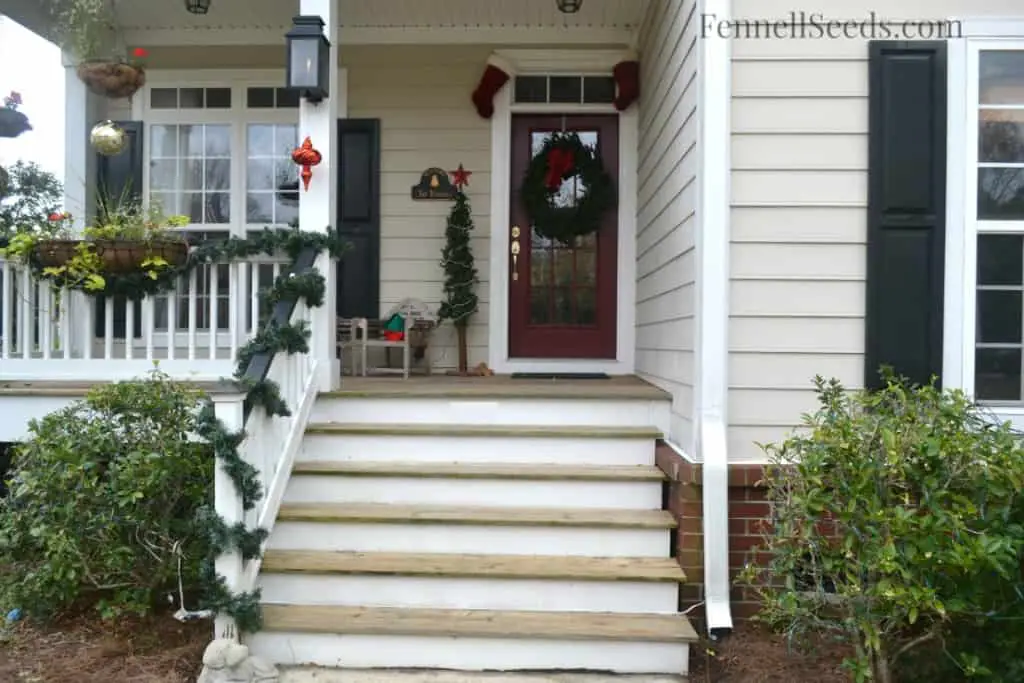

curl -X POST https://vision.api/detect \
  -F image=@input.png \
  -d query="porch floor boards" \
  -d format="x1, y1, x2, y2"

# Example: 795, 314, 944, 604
326, 374, 670, 401
0, 378, 242, 396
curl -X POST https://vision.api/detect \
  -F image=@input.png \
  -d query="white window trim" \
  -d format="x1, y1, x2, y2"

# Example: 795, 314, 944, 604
135, 69, 301, 237
945, 20, 1024, 428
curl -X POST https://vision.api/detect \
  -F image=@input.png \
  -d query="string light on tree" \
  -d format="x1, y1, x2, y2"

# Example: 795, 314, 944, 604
438, 164, 479, 375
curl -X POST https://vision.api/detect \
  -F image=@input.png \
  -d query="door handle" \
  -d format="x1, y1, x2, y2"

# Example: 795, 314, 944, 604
510, 232, 521, 282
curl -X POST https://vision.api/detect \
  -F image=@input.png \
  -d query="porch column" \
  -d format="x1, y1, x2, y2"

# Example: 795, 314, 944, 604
298, 0, 341, 390
62, 52, 93, 358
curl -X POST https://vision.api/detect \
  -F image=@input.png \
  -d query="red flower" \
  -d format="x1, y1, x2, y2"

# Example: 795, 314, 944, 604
132, 47, 148, 59
48, 213, 62, 222
9, 91, 21, 105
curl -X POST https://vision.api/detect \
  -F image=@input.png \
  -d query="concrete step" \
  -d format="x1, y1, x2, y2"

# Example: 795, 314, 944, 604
301, 424, 661, 466
280, 670, 686, 683
284, 462, 665, 509
248, 605, 696, 674
259, 551, 686, 613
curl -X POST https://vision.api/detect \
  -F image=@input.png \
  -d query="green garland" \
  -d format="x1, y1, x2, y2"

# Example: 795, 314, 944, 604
519, 131, 616, 245
24, 226, 344, 300
178, 228, 343, 633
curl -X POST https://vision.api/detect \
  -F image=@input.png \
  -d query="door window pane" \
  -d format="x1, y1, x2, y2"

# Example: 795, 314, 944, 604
245, 123, 299, 226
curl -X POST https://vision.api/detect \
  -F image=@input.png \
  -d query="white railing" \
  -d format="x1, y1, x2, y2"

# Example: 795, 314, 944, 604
0, 255, 292, 381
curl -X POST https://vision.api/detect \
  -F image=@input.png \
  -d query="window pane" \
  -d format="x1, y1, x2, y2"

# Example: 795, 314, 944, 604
150, 159, 178, 191
247, 159, 275, 190
179, 125, 204, 157
181, 159, 204, 190
976, 348, 1022, 401
979, 109, 1024, 163
179, 87, 204, 108
247, 125, 274, 156
247, 193, 273, 223
276, 87, 300, 108
151, 125, 177, 157
205, 193, 231, 223
583, 76, 616, 104
515, 76, 547, 103
150, 88, 178, 109
205, 125, 231, 156
978, 234, 1024, 285
150, 192, 178, 215
275, 124, 298, 155
247, 87, 274, 108
205, 160, 231, 190
206, 88, 232, 108
977, 290, 1022, 344
980, 51, 1024, 105
550, 76, 582, 104
978, 167, 1024, 220
276, 197, 298, 226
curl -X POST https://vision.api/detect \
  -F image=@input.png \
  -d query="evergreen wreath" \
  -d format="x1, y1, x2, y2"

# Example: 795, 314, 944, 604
519, 131, 615, 245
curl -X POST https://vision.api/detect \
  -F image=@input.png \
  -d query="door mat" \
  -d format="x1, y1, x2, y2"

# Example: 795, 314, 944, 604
510, 372, 610, 380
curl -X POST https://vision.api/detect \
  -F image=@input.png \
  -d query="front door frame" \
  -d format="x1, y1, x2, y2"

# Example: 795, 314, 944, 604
487, 48, 639, 375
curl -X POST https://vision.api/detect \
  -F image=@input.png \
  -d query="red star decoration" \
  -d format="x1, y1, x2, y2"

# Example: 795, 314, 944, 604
450, 164, 472, 189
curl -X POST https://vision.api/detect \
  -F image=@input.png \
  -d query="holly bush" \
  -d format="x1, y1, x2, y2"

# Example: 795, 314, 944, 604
740, 374, 1024, 683
0, 372, 212, 620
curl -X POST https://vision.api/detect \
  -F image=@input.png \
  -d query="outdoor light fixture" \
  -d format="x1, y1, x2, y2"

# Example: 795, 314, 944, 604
556, 0, 583, 13
285, 15, 330, 103
185, 0, 211, 14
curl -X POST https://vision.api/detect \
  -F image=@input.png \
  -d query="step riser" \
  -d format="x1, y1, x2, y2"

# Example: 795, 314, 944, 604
301, 435, 654, 466
259, 574, 678, 613
311, 398, 669, 430
283, 476, 663, 510
268, 522, 670, 557
247, 633, 689, 675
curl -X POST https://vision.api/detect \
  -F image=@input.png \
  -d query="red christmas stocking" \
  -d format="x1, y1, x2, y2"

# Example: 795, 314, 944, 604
613, 60, 640, 111
471, 55, 512, 119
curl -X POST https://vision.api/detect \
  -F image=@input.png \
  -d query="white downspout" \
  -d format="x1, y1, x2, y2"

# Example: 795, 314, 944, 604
695, 0, 733, 634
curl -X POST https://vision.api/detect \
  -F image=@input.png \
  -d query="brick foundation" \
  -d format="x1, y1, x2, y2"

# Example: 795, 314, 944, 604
656, 442, 771, 623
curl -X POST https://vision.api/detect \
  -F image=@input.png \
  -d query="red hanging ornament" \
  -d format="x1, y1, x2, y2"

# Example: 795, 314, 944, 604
544, 148, 575, 190
291, 136, 323, 192
450, 163, 472, 189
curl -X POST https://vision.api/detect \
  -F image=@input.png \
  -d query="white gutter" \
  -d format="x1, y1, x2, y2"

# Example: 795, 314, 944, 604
695, 0, 733, 634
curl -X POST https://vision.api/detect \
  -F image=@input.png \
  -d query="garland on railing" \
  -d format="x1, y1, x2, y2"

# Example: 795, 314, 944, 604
180, 228, 344, 633
23, 226, 343, 300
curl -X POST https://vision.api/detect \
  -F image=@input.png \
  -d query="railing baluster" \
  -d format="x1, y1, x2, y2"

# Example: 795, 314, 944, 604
82, 292, 93, 360
188, 270, 198, 360
228, 262, 239, 364
167, 287, 177, 361
19, 268, 31, 358
125, 299, 135, 360
249, 262, 260, 337
1, 262, 12, 360
104, 297, 114, 359
209, 265, 219, 360
59, 288, 71, 359
40, 281, 52, 360
144, 296, 155, 361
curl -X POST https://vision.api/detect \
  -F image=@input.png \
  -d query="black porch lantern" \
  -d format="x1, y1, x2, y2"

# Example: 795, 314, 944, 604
185, 0, 211, 14
556, 0, 583, 13
285, 15, 330, 103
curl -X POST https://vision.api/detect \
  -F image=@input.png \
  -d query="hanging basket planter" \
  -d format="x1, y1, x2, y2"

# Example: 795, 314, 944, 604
34, 239, 189, 274
76, 60, 147, 100
0, 108, 31, 139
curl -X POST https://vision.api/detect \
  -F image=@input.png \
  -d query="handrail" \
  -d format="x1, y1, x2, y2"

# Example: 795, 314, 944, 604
238, 246, 318, 422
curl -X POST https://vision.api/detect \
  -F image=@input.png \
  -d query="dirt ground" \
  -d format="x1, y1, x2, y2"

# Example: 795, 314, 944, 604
0, 609, 208, 683
688, 622, 852, 682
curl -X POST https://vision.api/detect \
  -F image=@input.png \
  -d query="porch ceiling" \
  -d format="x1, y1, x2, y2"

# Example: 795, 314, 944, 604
4, 0, 648, 46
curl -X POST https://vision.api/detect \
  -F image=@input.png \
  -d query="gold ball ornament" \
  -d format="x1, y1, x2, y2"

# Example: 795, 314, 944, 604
90, 120, 127, 156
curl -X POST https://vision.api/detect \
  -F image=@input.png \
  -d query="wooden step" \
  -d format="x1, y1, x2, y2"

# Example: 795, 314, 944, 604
277, 503, 677, 529
261, 550, 687, 583
291, 461, 667, 481
305, 423, 662, 439
261, 604, 699, 643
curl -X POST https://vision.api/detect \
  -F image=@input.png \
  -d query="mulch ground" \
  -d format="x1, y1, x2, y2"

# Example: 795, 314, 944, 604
688, 622, 853, 682
0, 609, 208, 683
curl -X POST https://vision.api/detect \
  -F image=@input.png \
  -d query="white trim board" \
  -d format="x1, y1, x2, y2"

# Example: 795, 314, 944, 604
486, 49, 638, 375
943, 23, 1024, 431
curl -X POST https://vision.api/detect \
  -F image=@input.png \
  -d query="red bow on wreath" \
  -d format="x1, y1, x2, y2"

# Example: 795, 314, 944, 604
545, 148, 575, 190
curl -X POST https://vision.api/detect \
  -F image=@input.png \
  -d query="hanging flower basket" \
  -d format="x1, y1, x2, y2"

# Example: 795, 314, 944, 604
34, 239, 188, 274
519, 131, 616, 245
0, 108, 31, 139
76, 60, 147, 99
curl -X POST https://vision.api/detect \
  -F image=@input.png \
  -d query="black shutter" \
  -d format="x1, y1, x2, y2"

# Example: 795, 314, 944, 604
336, 119, 381, 319
94, 120, 144, 339
865, 41, 947, 389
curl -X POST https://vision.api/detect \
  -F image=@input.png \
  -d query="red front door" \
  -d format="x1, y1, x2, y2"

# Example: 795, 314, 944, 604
508, 115, 619, 359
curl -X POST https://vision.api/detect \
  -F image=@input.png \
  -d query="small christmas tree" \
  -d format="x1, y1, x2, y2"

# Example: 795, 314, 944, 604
438, 167, 479, 374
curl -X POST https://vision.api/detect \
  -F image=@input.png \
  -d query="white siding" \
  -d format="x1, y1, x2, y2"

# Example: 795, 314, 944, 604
635, 0, 699, 452
727, 0, 1021, 461
345, 46, 492, 370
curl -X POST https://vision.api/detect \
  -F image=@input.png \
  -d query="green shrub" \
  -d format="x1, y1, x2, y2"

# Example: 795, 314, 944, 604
739, 374, 1024, 683
0, 373, 212, 619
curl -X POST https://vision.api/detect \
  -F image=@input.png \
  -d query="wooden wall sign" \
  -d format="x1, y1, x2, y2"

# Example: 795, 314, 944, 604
412, 167, 457, 200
